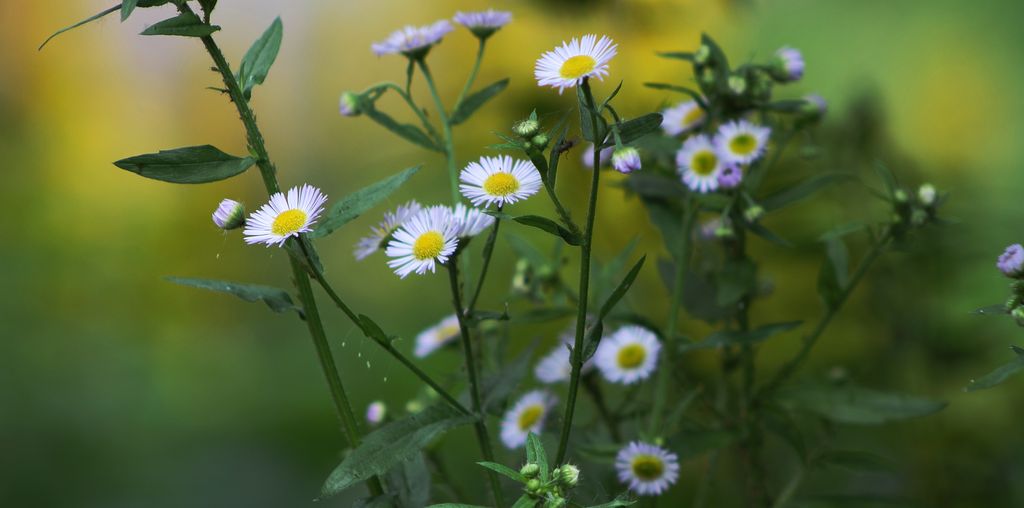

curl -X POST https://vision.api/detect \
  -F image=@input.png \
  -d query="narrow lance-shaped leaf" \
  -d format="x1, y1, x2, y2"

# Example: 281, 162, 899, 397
761, 172, 856, 211
777, 383, 947, 425
525, 433, 550, 480
601, 113, 663, 148
311, 166, 421, 238
39, 5, 120, 50
165, 277, 299, 314
450, 78, 509, 125
113, 145, 255, 184
237, 17, 283, 99
319, 404, 475, 499
121, 0, 139, 21
583, 256, 647, 360
141, 12, 220, 37
360, 98, 442, 152
476, 462, 526, 483
643, 82, 706, 107
493, 213, 581, 246
679, 321, 802, 353
198, 0, 218, 19
817, 237, 848, 309
657, 51, 694, 61
965, 350, 1024, 392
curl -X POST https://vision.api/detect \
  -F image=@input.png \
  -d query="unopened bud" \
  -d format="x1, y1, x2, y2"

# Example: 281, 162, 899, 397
520, 463, 540, 479
611, 146, 641, 174
918, 183, 937, 207
714, 225, 735, 238
743, 205, 765, 223
559, 464, 580, 488
513, 119, 540, 138
728, 75, 747, 95
339, 92, 361, 117
1012, 307, 1024, 327
526, 478, 542, 493
212, 199, 245, 230
911, 208, 928, 227
531, 133, 550, 149
893, 189, 909, 204
694, 44, 711, 65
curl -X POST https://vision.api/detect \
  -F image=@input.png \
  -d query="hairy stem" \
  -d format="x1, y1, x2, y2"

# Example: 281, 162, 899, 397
446, 263, 505, 507
417, 59, 461, 206
555, 78, 602, 464
467, 215, 502, 315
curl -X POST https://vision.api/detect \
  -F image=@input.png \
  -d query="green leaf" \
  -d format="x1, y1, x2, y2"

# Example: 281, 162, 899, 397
353, 495, 395, 508
577, 85, 607, 143
603, 113, 663, 148
666, 429, 736, 460
360, 98, 442, 152
818, 237, 849, 309
819, 222, 867, 241
525, 433, 549, 480
450, 78, 509, 125
121, 0, 139, 21
715, 257, 757, 307
971, 304, 1008, 316
747, 221, 792, 248
237, 17, 283, 99
319, 404, 475, 499
778, 383, 946, 425
511, 215, 581, 246
39, 5, 120, 50
813, 450, 894, 472
679, 321, 801, 353
761, 173, 856, 211
428, 505, 490, 508
965, 353, 1024, 391
477, 461, 526, 482
623, 172, 688, 201
656, 51, 694, 61
198, 0, 218, 18
641, 198, 684, 262
643, 82, 705, 106
113, 145, 255, 184
873, 160, 898, 198
164, 277, 298, 314
386, 453, 431, 508
141, 12, 220, 37
311, 166, 420, 238
587, 493, 637, 508
583, 256, 646, 361
482, 344, 535, 415
511, 496, 539, 508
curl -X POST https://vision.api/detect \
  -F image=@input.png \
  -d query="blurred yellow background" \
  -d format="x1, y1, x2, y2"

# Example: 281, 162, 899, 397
3, 0, 1024, 506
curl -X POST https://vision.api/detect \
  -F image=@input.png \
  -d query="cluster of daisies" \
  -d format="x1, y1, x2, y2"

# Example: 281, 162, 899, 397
371, 9, 512, 58
666, 108, 771, 194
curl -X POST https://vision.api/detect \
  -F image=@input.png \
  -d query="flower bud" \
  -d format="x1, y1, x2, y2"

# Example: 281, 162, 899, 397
728, 74, 747, 95
339, 92, 361, 117
918, 183, 937, 207
526, 478, 542, 493
212, 198, 245, 230
800, 94, 827, 122
743, 205, 765, 223
998, 244, 1024, 278
910, 208, 928, 227
714, 225, 735, 239
611, 146, 641, 174
531, 133, 550, 149
893, 189, 909, 204
520, 462, 540, 479
1013, 307, 1024, 327
770, 46, 804, 82
544, 497, 567, 508
513, 119, 540, 138
694, 44, 711, 65
404, 399, 424, 414
365, 401, 386, 425
558, 464, 580, 488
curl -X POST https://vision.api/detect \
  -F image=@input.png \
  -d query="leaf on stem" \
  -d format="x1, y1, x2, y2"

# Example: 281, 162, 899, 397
319, 404, 475, 499
818, 237, 849, 309
476, 461, 526, 483
164, 276, 299, 315
507, 215, 581, 246
482, 343, 535, 415
656, 51, 695, 61
776, 383, 946, 425
583, 256, 646, 361
40, 5, 120, 50
643, 83, 706, 107
450, 78, 509, 125
140, 12, 220, 37
385, 453, 431, 508
678, 321, 802, 353
113, 145, 255, 184
601, 113, 663, 148
760, 172, 856, 211
311, 166, 421, 238
525, 433, 550, 480
971, 304, 1009, 316
359, 97, 443, 152
585, 494, 637, 508
121, 0, 139, 21
237, 17, 283, 99
964, 352, 1024, 391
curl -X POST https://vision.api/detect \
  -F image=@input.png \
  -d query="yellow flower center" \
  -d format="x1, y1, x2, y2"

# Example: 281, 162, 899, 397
616, 344, 647, 369
682, 107, 704, 127
631, 455, 665, 481
412, 231, 445, 261
518, 404, 544, 430
437, 323, 460, 342
559, 55, 597, 79
271, 209, 308, 236
690, 150, 718, 176
729, 133, 757, 155
483, 172, 520, 196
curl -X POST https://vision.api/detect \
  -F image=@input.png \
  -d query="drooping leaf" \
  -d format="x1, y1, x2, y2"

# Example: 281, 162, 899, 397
971, 304, 1008, 316
583, 256, 646, 361
311, 166, 420, 238
679, 321, 802, 353
761, 173, 856, 211
658, 261, 733, 323
511, 215, 581, 246
818, 237, 849, 309
113, 145, 255, 184
747, 221, 792, 247
623, 173, 688, 201
164, 277, 298, 314
525, 433, 550, 480
237, 17, 283, 99
477, 461, 526, 483
450, 78, 509, 125
777, 383, 946, 425
602, 113, 663, 148
39, 5, 120, 50
586, 493, 637, 508
319, 404, 475, 499
577, 84, 608, 143
641, 199, 684, 262
360, 97, 442, 152
121, 0, 139, 21
965, 353, 1024, 391
141, 12, 220, 37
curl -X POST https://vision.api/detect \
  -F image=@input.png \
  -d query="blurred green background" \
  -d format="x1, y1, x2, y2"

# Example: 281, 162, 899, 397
3, 0, 1024, 506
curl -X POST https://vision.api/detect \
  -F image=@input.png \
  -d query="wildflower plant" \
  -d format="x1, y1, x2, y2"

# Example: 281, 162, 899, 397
44, 3, 953, 507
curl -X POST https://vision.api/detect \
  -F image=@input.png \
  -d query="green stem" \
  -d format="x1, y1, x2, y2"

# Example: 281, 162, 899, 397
364, 82, 441, 144
417, 59, 461, 206
192, 14, 385, 496
454, 39, 486, 110
649, 198, 696, 435
771, 466, 805, 508
446, 263, 505, 508
760, 229, 893, 395
582, 373, 621, 441
467, 216, 502, 315
555, 79, 602, 464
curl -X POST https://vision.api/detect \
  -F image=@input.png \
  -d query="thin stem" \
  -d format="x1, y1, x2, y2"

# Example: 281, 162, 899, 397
364, 82, 441, 144
582, 373, 621, 441
555, 79, 602, 464
446, 263, 505, 508
454, 39, 486, 110
467, 215, 502, 315
417, 59, 461, 206
649, 198, 696, 435
191, 13, 384, 496
760, 229, 892, 395
771, 467, 805, 508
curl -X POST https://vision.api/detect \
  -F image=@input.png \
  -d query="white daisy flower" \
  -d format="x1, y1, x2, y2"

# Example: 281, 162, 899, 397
534, 34, 617, 94
500, 390, 557, 449
534, 333, 596, 384
594, 325, 661, 384
212, 198, 245, 230
675, 134, 723, 194
453, 9, 511, 39
414, 314, 461, 358
353, 200, 422, 261
243, 184, 327, 247
366, 401, 387, 425
459, 155, 542, 208
385, 206, 459, 278
615, 441, 680, 496
372, 20, 453, 58
714, 120, 771, 165
660, 100, 706, 136
451, 203, 495, 238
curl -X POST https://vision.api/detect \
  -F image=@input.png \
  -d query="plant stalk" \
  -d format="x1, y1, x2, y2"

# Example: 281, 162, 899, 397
417, 59, 461, 206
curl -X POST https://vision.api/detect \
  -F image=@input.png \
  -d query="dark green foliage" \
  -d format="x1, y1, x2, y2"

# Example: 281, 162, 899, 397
113, 145, 255, 184
237, 17, 283, 99
312, 166, 421, 238
164, 277, 299, 314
